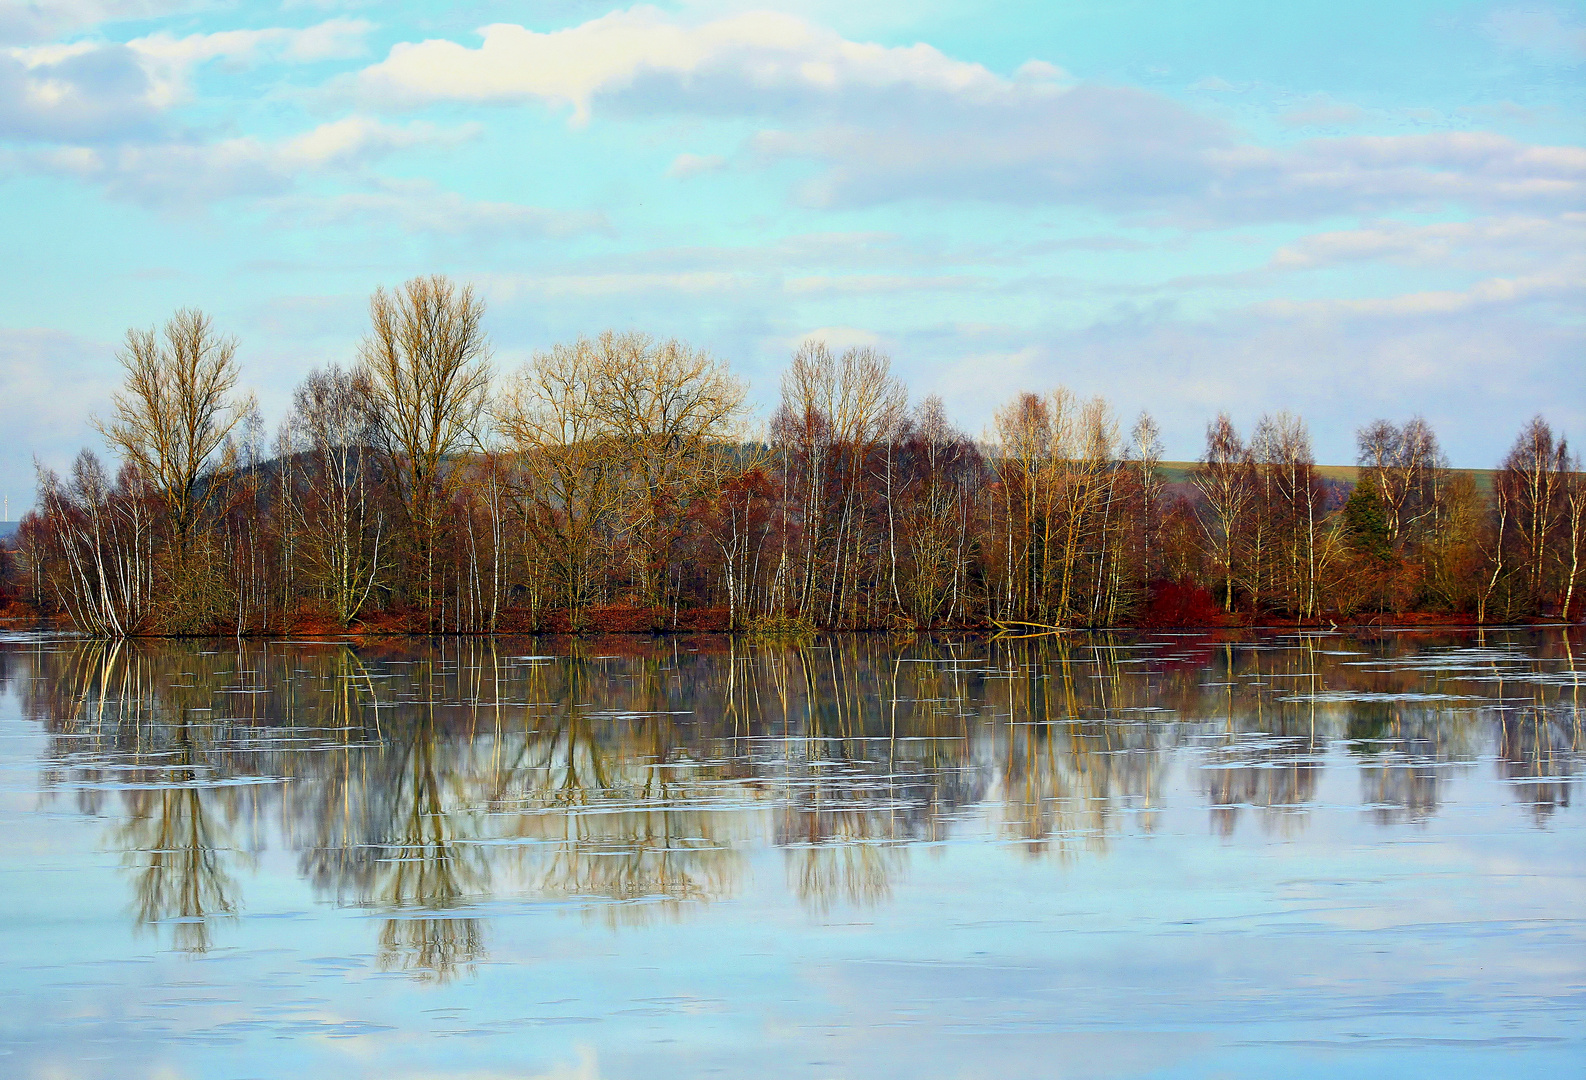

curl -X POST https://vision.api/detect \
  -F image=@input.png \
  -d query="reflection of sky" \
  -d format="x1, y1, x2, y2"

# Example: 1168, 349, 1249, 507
0, 635, 1581, 1079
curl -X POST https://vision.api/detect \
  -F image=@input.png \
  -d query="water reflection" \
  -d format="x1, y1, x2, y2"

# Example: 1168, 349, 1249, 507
4, 629, 1581, 972
115, 775, 238, 955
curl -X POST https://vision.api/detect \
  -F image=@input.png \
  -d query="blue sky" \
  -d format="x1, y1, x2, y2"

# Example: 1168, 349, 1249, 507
2, 0, 1583, 510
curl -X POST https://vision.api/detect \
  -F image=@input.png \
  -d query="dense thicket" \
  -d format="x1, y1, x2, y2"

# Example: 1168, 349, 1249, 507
8, 277, 1583, 635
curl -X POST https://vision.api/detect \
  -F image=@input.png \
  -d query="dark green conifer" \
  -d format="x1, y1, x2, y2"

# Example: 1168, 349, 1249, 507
1342, 477, 1393, 561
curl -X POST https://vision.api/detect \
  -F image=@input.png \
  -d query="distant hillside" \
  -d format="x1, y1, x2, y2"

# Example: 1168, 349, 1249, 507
1157, 462, 1496, 494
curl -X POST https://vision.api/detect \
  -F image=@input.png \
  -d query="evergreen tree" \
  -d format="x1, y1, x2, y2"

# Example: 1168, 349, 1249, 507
1343, 478, 1392, 561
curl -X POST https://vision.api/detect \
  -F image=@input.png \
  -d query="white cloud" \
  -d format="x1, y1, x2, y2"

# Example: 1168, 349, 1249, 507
1487, 7, 1586, 63
36, 116, 475, 204
0, 40, 158, 139
355, 7, 1068, 124
755, 117, 1586, 220
773, 325, 885, 354
667, 152, 725, 178
1280, 97, 1365, 129
1269, 213, 1586, 271
783, 273, 982, 295
265, 178, 610, 237
0, 327, 119, 512
349, 10, 1584, 223
482, 270, 755, 300
0, 19, 373, 140
128, 19, 374, 106
1257, 267, 1585, 319
745, 81, 1230, 212
274, 114, 467, 167
0, 0, 208, 45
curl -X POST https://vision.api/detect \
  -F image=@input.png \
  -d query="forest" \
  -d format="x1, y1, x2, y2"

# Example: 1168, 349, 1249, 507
3, 274, 1582, 637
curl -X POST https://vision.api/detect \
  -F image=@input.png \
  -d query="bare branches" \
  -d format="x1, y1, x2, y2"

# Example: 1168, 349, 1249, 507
12, 294, 1580, 636
1357, 416, 1447, 549
95, 308, 244, 561
496, 335, 625, 630
1194, 414, 1254, 613
283, 365, 385, 624
359, 275, 492, 617
771, 340, 906, 624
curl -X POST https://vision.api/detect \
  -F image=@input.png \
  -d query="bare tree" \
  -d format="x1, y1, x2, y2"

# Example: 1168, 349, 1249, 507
32, 452, 157, 636
1131, 412, 1166, 582
991, 390, 1059, 622
1497, 416, 1571, 613
889, 397, 980, 627
497, 336, 625, 631
595, 332, 747, 623
360, 276, 492, 623
1252, 411, 1323, 617
771, 341, 905, 625
1194, 414, 1253, 612
1357, 417, 1447, 550
1561, 456, 1585, 619
95, 308, 247, 567
284, 365, 385, 625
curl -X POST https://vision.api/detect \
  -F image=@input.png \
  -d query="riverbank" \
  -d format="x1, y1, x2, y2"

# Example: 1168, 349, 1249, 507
1, 603, 1577, 641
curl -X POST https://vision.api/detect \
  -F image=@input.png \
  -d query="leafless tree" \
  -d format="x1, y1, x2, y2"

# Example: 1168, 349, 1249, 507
497, 336, 625, 631
1131, 412, 1166, 582
283, 365, 385, 624
772, 341, 905, 625
1195, 414, 1254, 612
95, 308, 247, 567
360, 275, 491, 622
595, 332, 747, 622
1357, 417, 1447, 550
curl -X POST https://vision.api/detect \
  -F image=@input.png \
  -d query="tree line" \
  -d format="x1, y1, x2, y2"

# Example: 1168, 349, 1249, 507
4, 274, 1582, 636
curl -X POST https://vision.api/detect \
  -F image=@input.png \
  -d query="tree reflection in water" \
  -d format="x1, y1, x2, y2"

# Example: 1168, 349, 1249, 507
9, 629, 1581, 970
115, 778, 238, 955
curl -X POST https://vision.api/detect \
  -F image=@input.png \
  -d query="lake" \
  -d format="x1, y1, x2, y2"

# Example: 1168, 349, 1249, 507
0, 630, 1581, 1079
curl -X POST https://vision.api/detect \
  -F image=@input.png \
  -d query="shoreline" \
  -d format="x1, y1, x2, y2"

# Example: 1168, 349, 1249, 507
1, 612, 1579, 642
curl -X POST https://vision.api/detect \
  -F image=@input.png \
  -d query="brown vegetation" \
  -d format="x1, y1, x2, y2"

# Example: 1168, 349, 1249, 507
10, 275, 1584, 636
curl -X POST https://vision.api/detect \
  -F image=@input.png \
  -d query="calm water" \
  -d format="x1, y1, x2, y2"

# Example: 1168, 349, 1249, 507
0, 631, 1581, 1079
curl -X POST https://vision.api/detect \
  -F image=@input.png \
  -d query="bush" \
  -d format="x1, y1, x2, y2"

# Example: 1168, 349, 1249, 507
1141, 578, 1223, 627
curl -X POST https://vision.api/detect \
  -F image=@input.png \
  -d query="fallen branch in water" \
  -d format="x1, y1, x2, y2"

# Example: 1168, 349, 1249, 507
990, 619, 1074, 638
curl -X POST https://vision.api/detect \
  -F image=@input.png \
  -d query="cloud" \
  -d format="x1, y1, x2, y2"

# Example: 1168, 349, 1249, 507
748, 81, 1232, 211
783, 273, 984, 295
0, 327, 118, 512
667, 152, 725, 178
0, 19, 373, 141
1269, 212, 1586, 272
0, 0, 208, 46
354, 7, 1069, 124
1487, 7, 1586, 63
1256, 267, 1584, 319
759, 119, 1586, 220
908, 299, 1584, 467
1280, 98, 1365, 129
0, 41, 160, 139
128, 18, 374, 104
774, 325, 885, 354
265, 178, 610, 237
482, 270, 756, 300
349, 9, 1585, 223
34, 116, 475, 204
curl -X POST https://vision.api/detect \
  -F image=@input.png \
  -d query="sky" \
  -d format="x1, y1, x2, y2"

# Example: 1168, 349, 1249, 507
1, 0, 1583, 513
